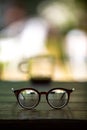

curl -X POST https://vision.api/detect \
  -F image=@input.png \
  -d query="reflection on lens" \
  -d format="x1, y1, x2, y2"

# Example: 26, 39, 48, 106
48, 89, 68, 109
18, 89, 39, 109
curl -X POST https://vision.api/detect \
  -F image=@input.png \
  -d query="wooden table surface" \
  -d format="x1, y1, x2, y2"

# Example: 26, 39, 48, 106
0, 80, 87, 128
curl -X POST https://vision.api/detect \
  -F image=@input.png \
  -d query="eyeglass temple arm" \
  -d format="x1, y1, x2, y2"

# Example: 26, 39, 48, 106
11, 88, 25, 100
11, 88, 14, 92
60, 88, 75, 100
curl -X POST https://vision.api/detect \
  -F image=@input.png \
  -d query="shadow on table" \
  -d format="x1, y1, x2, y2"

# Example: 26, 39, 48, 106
11, 102, 73, 119
0, 103, 87, 129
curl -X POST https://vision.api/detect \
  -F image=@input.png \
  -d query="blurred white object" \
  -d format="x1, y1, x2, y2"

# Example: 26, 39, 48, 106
65, 29, 87, 81
19, 17, 49, 58
1, 17, 49, 57
37, 1, 77, 28
0, 17, 50, 81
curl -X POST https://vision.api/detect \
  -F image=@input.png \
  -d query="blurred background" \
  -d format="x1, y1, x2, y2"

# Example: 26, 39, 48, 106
0, 0, 87, 82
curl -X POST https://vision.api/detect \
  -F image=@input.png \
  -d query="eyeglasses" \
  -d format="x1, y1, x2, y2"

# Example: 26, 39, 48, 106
12, 87, 75, 110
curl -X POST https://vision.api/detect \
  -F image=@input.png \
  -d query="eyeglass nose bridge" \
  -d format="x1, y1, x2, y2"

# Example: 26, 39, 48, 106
39, 92, 48, 100
39, 92, 48, 105
40, 92, 47, 95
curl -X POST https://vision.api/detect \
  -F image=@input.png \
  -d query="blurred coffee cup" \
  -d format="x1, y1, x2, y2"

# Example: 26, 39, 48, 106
18, 55, 56, 83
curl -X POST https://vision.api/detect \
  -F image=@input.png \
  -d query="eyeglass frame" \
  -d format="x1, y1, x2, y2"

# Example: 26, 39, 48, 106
12, 87, 75, 110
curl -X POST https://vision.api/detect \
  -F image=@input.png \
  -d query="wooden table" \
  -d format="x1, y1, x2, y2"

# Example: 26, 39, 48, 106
0, 81, 87, 129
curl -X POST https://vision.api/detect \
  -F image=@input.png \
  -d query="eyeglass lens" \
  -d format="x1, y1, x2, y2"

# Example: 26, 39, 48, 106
47, 89, 68, 109
18, 89, 39, 109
